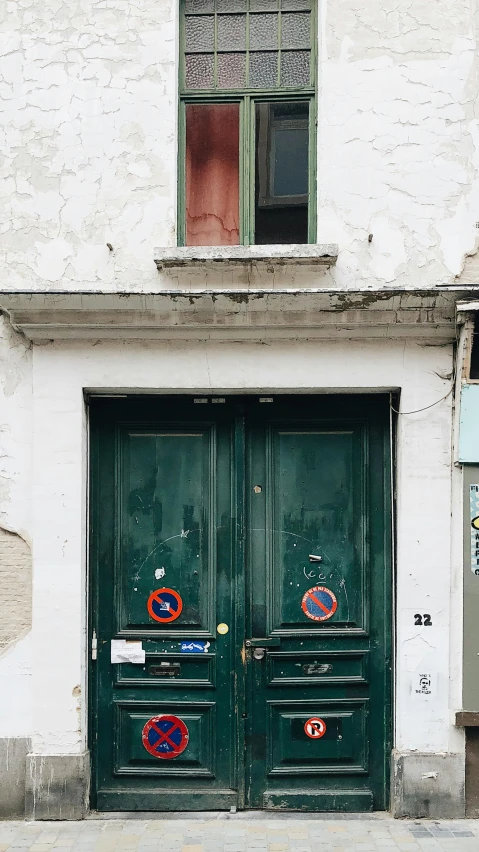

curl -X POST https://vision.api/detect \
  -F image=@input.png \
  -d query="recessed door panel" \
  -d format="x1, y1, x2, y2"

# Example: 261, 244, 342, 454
268, 427, 365, 632
118, 430, 213, 634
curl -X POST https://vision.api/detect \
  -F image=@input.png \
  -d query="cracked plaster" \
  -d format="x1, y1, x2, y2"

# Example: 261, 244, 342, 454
0, 0, 478, 291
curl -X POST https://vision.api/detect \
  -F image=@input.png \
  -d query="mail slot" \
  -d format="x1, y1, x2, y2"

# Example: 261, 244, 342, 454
148, 663, 181, 677
303, 663, 333, 675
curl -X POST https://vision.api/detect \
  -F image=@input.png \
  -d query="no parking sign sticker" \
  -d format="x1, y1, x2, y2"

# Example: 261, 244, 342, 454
142, 714, 189, 759
304, 717, 327, 739
301, 586, 337, 622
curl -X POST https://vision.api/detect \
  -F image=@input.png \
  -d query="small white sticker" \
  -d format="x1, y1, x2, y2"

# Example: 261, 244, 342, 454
411, 671, 436, 698
111, 639, 145, 664
155, 567, 166, 580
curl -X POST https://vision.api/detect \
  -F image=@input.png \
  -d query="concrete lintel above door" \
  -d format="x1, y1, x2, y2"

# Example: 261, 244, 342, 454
0, 288, 467, 343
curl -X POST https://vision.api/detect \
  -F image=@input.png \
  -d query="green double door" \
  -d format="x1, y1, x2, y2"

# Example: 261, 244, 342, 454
90, 395, 391, 812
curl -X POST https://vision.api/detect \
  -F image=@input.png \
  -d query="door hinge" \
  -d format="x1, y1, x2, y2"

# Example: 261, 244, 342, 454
91, 629, 97, 661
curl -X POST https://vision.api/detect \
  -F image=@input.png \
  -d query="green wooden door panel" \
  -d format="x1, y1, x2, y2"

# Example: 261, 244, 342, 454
89, 395, 391, 813
90, 399, 239, 811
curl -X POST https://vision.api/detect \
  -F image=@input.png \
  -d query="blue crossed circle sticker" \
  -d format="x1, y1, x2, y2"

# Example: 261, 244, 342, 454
142, 714, 189, 760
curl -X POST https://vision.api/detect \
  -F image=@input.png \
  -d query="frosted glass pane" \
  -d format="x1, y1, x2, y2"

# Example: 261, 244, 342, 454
280, 50, 310, 86
280, 12, 310, 48
250, 0, 278, 9
185, 53, 214, 88
185, 0, 214, 12
217, 14, 247, 50
217, 52, 246, 87
249, 52, 278, 87
281, 0, 310, 9
185, 16, 215, 51
216, 0, 246, 10
249, 14, 278, 50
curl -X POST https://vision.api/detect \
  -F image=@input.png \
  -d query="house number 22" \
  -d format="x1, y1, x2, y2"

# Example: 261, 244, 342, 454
414, 613, 432, 626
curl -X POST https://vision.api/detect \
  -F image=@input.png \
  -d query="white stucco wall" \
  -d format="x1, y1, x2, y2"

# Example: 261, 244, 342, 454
1, 0, 479, 292
22, 336, 461, 757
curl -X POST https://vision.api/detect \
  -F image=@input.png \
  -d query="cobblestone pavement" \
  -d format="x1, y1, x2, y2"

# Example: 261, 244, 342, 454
1, 816, 479, 852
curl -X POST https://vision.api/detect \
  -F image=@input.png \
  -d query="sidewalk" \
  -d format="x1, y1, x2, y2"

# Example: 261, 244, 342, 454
0, 816, 478, 852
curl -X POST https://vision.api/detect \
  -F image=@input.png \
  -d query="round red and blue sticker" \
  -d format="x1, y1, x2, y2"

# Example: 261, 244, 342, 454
301, 585, 337, 622
147, 588, 183, 623
142, 714, 189, 759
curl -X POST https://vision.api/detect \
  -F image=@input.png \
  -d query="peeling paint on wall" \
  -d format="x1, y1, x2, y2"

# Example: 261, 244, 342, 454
0, 526, 31, 653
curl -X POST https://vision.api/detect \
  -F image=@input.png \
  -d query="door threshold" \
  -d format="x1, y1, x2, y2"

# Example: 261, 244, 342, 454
88, 811, 389, 821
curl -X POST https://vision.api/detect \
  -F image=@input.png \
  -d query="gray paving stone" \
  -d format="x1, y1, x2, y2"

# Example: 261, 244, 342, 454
0, 819, 477, 852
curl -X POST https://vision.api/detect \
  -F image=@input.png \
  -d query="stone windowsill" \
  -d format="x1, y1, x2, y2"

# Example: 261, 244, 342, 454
455, 711, 479, 727
154, 244, 339, 270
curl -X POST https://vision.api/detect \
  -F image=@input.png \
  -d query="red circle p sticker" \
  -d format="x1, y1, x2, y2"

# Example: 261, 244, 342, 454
304, 717, 327, 739
147, 588, 183, 623
301, 586, 337, 622
142, 714, 189, 759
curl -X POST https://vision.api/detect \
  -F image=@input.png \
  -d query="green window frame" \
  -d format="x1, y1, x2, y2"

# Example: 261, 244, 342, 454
178, 0, 317, 246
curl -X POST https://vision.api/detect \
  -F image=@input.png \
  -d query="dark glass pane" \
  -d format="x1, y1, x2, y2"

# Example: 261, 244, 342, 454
217, 52, 246, 87
217, 14, 247, 50
254, 101, 309, 245
249, 52, 278, 87
185, 16, 215, 51
186, 103, 240, 246
280, 50, 310, 86
249, 13, 278, 50
471, 315, 479, 379
185, 53, 214, 88
280, 12, 310, 48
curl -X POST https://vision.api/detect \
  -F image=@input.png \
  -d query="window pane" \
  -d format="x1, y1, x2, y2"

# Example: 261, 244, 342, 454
185, 53, 214, 88
280, 50, 310, 86
185, 0, 214, 11
250, 0, 278, 8
186, 103, 240, 246
254, 101, 309, 245
217, 52, 246, 87
216, 0, 247, 10
249, 52, 278, 87
249, 14, 278, 50
273, 126, 308, 195
280, 12, 310, 48
185, 15, 215, 51
281, 0, 310, 9
217, 14, 247, 50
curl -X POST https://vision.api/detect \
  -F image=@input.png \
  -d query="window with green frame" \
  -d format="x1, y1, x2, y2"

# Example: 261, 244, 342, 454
179, 0, 317, 247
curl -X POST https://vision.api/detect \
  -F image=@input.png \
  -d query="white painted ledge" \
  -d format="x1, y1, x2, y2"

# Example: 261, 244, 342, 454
154, 244, 339, 269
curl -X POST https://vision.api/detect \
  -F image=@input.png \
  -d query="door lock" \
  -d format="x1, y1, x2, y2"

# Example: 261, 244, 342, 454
253, 647, 266, 660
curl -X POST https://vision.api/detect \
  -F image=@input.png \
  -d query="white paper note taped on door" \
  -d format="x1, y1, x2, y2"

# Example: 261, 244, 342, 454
111, 639, 145, 664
